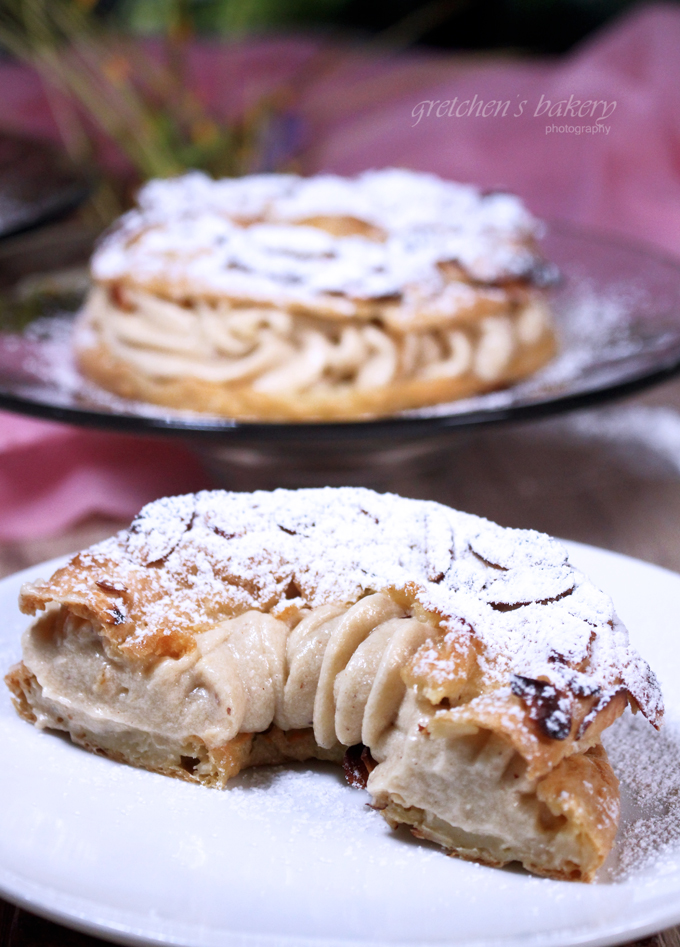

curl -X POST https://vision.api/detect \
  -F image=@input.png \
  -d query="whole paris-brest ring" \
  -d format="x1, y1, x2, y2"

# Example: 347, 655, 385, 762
74, 169, 558, 420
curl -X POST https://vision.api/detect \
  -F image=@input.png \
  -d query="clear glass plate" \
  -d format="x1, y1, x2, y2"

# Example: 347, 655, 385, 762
0, 222, 679, 449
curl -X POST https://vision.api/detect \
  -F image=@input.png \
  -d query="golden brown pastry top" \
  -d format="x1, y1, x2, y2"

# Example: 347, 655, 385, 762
90, 169, 555, 323
20, 487, 662, 761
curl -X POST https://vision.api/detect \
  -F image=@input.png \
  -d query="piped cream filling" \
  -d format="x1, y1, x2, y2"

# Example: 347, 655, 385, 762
22, 594, 594, 873
79, 286, 550, 393
22, 594, 414, 750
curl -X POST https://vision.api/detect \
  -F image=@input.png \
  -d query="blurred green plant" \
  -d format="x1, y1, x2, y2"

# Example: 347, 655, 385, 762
4, 0, 622, 226
114, 0, 350, 35
0, 0, 481, 216
0, 0, 309, 220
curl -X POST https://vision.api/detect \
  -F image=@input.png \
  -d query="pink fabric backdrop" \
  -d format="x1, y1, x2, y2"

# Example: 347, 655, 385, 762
0, 2, 678, 539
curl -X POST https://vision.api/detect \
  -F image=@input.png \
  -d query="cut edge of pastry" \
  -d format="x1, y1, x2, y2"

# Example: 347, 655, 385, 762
5, 655, 618, 883
5, 660, 344, 787
377, 742, 618, 882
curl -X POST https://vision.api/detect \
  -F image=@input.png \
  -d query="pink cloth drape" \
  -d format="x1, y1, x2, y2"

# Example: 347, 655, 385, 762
0, 414, 208, 540
0, 2, 678, 539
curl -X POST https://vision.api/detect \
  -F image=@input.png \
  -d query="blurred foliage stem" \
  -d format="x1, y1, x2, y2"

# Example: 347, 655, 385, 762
0, 0, 286, 220
0, 0, 489, 225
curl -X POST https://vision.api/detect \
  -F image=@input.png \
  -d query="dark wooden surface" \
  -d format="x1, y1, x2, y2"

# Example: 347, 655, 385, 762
4, 378, 680, 945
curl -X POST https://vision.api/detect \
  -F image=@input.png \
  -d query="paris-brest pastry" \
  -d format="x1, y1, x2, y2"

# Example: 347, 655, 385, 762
5, 488, 662, 881
75, 169, 557, 419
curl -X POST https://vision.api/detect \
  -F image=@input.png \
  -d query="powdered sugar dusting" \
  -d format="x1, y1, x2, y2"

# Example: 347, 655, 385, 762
74, 487, 662, 725
604, 711, 680, 879
92, 169, 544, 306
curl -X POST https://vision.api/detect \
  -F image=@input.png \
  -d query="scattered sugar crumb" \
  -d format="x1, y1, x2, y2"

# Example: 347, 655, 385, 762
604, 711, 680, 879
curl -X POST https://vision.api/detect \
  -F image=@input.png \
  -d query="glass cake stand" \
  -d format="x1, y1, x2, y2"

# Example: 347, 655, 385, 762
1, 221, 680, 488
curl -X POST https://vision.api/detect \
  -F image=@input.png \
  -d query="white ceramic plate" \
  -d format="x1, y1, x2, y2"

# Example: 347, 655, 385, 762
2, 542, 680, 947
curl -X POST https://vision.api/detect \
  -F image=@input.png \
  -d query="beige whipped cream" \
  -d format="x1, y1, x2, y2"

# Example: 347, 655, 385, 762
79, 286, 550, 392
21, 591, 592, 875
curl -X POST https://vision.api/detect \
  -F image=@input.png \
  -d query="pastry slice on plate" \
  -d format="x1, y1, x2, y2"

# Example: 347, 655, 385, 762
5, 488, 662, 880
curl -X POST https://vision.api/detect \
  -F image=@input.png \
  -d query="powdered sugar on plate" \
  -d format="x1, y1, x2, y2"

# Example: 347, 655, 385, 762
603, 710, 680, 880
